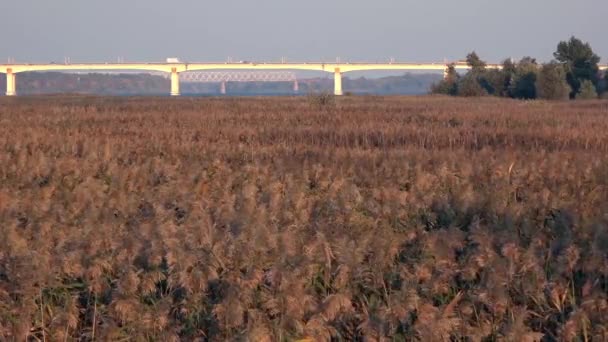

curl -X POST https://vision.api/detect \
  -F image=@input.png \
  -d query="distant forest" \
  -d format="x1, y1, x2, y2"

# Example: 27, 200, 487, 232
0, 72, 441, 96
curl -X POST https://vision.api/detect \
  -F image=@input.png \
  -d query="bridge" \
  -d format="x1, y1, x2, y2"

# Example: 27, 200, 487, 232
1, 62, 607, 96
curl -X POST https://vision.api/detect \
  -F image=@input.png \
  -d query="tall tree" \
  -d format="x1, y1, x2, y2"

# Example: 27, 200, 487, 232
444, 63, 459, 84
509, 57, 538, 99
431, 63, 458, 95
536, 62, 570, 100
554, 36, 600, 98
465, 52, 500, 95
466, 52, 486, 73
500, 58, 517, 96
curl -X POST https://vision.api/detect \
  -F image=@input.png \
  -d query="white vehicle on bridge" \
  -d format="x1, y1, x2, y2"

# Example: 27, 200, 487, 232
166, 58, 180, 63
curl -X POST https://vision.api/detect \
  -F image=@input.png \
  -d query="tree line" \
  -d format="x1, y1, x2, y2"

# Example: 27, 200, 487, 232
432, 37, 607, 100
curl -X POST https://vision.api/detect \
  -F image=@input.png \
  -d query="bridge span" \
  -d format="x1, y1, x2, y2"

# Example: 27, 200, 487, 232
172, 71, 300, 94
1, 62, 606, 96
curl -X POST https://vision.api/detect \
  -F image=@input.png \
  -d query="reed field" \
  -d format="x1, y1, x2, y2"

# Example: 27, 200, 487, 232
0, 95, 608, 341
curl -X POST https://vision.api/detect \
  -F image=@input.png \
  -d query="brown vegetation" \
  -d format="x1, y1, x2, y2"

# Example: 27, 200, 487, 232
0, 95, 608, 340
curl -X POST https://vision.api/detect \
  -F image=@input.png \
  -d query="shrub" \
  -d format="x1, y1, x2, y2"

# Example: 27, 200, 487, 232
430, 80, 458, 96
307, 91, 336, 108
577, 80, 598, 99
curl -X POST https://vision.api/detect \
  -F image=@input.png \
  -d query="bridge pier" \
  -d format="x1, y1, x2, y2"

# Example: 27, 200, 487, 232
220, 81, 226, 95
293, 79, 299, 93
334, 68, 343, 96
170, 68, 180, 96
6, 69, 16, 96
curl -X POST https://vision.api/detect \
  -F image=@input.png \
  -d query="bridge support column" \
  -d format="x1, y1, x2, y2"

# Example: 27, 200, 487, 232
170, 68, 180, 96
334, 68, 343, 96
220, 81, 226, 95
6, 69, 16, 96
293, 79, 299, 93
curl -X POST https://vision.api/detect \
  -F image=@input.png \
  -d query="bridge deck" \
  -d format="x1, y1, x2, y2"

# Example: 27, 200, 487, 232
0, 62, 504, 74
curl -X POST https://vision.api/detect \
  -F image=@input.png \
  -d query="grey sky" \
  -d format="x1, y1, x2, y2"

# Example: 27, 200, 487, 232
1, 0, 606, 64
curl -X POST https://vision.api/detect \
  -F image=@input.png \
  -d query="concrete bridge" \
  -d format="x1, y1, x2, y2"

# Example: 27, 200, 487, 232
1, 62, 606, 96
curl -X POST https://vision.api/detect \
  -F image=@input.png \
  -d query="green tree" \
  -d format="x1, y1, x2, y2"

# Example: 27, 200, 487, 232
464, 52, 507, 96
509, 57, 538, 99
536, 62, 570, 100
577, 80, 598, 99
502, 58, 517, 75
499, 58, 517, 97
457, 73, 487, 97
554, 36, 600, 98
466, 51, 486, 73
444, 63, 459, 84
479, 69, 507, 96
431, 63, 458, 95
599, 70, 608, 96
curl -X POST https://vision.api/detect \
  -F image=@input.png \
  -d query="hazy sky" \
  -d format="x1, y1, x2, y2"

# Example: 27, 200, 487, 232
1, 0, 606, 64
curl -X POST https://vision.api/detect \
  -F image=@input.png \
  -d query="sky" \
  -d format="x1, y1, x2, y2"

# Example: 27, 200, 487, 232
1, 0, 606, 64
